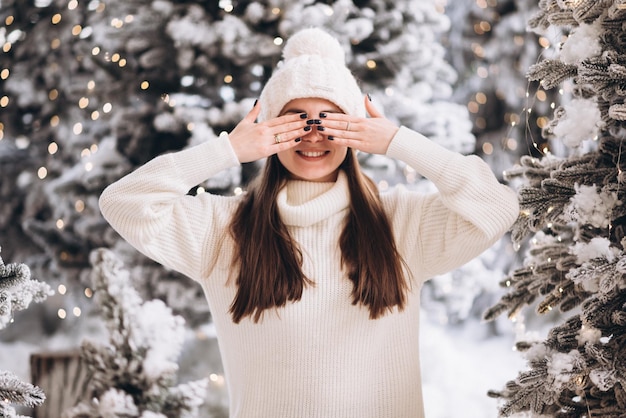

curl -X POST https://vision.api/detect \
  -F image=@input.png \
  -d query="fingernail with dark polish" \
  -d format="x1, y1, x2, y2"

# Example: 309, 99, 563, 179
319, 112, 327, 118
328, 136, 334, 141
367, 93, 372, 101
304, 126, 312, 131
300, 113, 308, 119
295, 138, 301, 142
306, 119, 316, 125
253, 99, 258, 108
317, 126, 325, 131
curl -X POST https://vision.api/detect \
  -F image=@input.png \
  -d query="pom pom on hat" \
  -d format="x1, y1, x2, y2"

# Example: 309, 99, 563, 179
258, 28, 365, 121
282, 28, 346, 65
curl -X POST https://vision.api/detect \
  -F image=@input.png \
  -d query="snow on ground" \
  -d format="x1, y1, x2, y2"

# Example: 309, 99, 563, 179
421, 311, 527, 418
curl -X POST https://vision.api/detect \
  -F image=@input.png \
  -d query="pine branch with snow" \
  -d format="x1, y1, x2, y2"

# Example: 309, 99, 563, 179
0, 371, 46, 418
0, 247, 51, 416
0, 248, 53, 329
63, 248, 208, 418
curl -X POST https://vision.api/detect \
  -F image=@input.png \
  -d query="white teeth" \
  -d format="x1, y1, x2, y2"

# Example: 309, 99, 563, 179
300, 151, 325, 157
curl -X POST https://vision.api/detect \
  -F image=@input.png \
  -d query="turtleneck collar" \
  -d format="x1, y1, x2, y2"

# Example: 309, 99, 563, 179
277, 171, 350, 227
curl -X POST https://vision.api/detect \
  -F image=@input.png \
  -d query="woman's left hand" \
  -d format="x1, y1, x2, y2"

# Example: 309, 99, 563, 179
319, 95, 400, 155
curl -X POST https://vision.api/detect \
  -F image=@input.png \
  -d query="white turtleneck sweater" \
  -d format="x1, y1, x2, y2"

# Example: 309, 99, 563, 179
99, 126, 519, 418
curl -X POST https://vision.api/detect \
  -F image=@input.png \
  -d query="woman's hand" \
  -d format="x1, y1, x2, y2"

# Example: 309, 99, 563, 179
318, 96, 399, 155
228, 101, 309, 163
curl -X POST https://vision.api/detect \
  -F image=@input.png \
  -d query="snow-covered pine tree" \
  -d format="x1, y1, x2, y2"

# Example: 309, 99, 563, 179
63, 248, 209, 418
0, 247, 52, 417
484, 1, 626, 416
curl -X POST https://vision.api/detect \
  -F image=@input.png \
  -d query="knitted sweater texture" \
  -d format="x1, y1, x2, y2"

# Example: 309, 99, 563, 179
99, 126, 519, 418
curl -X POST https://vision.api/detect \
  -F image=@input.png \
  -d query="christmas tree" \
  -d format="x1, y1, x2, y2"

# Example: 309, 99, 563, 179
485, 1, 626, 416
0, 247, 52, 417
63, 248, 209, 418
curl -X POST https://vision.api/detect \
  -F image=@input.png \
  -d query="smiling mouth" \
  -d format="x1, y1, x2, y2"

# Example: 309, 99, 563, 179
297, 151, 329, 158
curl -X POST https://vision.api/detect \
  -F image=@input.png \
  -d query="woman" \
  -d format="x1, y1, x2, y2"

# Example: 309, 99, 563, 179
99, 28, 519, 418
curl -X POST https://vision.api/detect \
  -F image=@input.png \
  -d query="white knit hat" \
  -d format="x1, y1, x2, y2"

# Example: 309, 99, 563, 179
258, 27, 365, 121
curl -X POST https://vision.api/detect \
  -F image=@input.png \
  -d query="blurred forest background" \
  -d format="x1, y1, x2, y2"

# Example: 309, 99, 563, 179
5, 0, 619, 417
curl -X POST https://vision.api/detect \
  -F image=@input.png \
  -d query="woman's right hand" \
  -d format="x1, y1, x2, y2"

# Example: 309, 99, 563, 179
228, 101, 309, 163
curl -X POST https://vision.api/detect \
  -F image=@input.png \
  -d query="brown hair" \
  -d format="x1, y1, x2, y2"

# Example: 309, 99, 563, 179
228, 150, 408, 323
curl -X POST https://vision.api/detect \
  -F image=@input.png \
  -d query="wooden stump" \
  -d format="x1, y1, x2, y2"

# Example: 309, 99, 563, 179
30, 350, 90, 418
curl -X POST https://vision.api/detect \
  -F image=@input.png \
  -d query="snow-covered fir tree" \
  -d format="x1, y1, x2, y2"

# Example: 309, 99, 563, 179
64, 248, 208, 418
485, 1, 626, 416
0, 247, 52, 417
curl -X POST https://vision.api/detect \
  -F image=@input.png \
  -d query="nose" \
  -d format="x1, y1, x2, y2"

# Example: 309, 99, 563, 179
303, 125, 325, 143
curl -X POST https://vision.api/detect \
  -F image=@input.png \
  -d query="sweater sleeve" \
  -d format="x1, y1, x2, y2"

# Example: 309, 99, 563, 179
99, 133, 241, 280
385, 126, 519, 280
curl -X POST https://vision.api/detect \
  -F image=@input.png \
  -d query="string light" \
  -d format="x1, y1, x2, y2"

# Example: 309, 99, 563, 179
219, 0, 233, 12
110, 18, 124, 29
37, 167, 48, 179
209, 373, 225, 386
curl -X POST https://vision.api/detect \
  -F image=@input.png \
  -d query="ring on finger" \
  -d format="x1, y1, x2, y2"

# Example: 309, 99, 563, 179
346, 121, 351, 131
274, 134, 282, 144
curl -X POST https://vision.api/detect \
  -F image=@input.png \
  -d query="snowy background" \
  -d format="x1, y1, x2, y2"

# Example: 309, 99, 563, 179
5, 0, 614, 417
